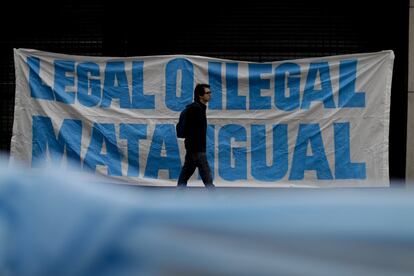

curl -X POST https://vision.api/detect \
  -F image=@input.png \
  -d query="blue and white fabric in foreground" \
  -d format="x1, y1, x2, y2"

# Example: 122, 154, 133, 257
0, 162, 413, 276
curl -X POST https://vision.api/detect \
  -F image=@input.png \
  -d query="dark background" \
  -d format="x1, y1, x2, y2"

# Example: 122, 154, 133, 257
0, 0, 409, 182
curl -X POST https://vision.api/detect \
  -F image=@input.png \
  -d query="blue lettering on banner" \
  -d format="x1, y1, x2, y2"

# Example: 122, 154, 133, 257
120, 124, 147, 176
27, 56, 366, 112
334, 122, 366, 179
25, 53, 371, 185
275, 63, 301, 111
339, 60, 365, 108
165, 58, 194, 111
144, 124, 181, 179
208, 62, 223, 110
218, 124, 247, 180
249, 64, 272, 110
226, 63, 246, 110
28, 57, 54, 100
131, 61, 155, 109
302, 62, 336, 109
32, 116, 82, 168
100, 61, 131, 108
289, 123, 333, 180
83, 123, 122, 176
54, 60, 76, 104
77, 62, 101, 107
30, 116, 365, 182
251, 124, 288, 181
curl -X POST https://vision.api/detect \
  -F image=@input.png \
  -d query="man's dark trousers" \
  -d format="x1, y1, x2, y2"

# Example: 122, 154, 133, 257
177, 152, 214, 187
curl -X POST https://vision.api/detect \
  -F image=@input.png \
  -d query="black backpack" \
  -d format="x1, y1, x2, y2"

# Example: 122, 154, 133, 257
176, 105, 190, 138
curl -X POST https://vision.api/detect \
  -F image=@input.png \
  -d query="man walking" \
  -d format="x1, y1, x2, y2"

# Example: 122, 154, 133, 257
177, 84, 214, 187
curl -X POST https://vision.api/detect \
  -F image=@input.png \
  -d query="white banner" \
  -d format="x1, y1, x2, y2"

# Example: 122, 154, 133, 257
11, 48, 394, 187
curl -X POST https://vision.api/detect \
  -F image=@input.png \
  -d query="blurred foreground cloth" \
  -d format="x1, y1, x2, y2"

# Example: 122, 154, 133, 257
0, 164, 414, 276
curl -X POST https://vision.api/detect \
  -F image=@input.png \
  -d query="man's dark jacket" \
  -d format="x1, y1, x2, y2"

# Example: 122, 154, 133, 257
184, 101, 207, 152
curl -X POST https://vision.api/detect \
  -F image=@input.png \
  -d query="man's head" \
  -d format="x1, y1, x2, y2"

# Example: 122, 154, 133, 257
194, 83, 211, 104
